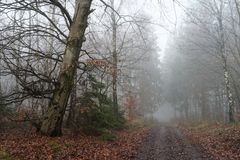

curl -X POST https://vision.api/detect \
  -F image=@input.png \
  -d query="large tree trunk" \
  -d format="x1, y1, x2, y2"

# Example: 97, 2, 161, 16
40, 0, 93, 137
66, 73, 77, 127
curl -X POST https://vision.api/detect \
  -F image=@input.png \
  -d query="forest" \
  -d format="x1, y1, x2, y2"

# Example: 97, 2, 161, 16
0, 0, 240, 160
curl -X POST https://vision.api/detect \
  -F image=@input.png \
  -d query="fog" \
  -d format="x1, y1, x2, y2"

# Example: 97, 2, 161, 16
152, 103, 175, 123
0, 0, 240, 137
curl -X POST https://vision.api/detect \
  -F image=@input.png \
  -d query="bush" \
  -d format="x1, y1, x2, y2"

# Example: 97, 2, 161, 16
72, 75, 126, 136
100, 131, 117, 141
77, 93, 125, 135
0, 105, 12, 131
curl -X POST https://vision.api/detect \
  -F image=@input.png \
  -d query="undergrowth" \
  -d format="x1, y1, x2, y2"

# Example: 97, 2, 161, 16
0, 149, 12, 160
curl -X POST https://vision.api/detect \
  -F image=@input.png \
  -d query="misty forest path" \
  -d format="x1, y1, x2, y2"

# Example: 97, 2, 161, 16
133, 126, 213, 160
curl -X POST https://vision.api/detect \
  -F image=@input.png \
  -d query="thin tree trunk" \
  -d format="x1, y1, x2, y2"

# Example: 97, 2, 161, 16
229, 71, 240, 109
183, 98, 189, 121
111, 0, 118, 115
223, 64, 235, 122
217, 1, 235, 123
40, 0, 93, 137
200, 89, 208, 121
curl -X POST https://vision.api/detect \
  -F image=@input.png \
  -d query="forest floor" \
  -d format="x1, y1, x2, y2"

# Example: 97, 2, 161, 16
0, 126, 149, 160
1, 123, 240, 160
183, 122, 240, 160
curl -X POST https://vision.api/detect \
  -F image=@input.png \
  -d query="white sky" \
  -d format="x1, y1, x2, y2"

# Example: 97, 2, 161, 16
139, 0, 187, 59
97, 0, 187, 60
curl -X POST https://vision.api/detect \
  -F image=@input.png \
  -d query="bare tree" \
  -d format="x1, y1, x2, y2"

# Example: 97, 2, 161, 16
40, 0, 93, 136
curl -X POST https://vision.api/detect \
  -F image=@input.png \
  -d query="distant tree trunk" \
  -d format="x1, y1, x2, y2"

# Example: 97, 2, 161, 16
215, 87, 223, 122
234, 0, 240, 25
183, 98, 189, 120
111, 0, 118, 115
46, 4, 56, 75
194, 93, 200, 122
223, 64, 235, 123
229, 71, 240, 113
13, 9, 22, 107
217, 1, 235, 123
200, 89, 208, 121
174, 103, 177, 120
40, 0, 93, 137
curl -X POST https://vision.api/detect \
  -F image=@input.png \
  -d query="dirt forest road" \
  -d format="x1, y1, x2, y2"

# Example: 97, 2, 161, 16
134, 126, 213, 160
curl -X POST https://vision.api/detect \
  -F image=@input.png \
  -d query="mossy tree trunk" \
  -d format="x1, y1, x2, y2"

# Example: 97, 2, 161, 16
66, 73, 77, 127
40, 0, 93, 137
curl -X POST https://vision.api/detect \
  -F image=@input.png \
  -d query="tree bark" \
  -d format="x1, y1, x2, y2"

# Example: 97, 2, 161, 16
223, 65, 235, 123
40, 0, 93, 137
66, 73, 77, 127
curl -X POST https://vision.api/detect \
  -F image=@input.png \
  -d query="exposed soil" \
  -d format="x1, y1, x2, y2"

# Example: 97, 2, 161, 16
134, 126, 213, 160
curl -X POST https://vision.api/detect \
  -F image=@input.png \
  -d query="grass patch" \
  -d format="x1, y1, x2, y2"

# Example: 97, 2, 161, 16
127, 118, 159, 130
0, 149, 12, 160
48, 141, 63, 154
179, 121, 221, 131
100, 132, 117, 141
64, 140, 74, 147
